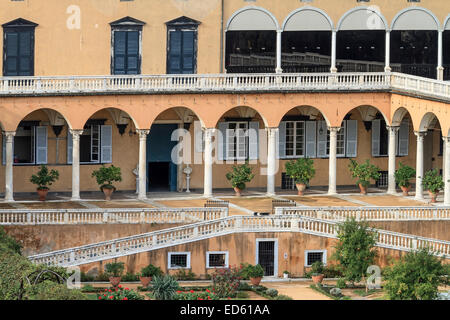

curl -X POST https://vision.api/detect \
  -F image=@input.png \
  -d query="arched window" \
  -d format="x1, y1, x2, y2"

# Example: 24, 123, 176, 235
390, 8, 440, 79
225, 7, 279, 73
281, 7, 333, 73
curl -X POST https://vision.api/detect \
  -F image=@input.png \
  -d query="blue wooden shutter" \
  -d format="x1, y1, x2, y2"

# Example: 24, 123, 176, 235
317, 121, 328, 158
346, 120, 358, 157
248, 122, 259, 160
372, 120, 381, 156
67, 131, 73, 164
398, 120, 409, 156
305, 121, 317, 158
181, 31, 195, 74
217, 122, 227, 161
100, 125, 112, 163
35, 126, 48, 164
278, 122, 286, 159
168, 30, 195, 74
168, 30, 182, 74
5, 30, 33, 76
126, 31, 139, 74
113, 31, 126, 75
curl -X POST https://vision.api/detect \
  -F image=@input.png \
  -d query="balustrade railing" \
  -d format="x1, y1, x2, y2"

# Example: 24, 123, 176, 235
1, 72, 448, 101
275, 206, 450, 221
28, 215, 449, 267
0, 207, 228, 225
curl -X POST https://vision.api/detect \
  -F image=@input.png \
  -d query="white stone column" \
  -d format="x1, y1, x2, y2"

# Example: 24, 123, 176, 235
328, 127, 339, 195
70, 129, 83, 201
330, 30, 337, 73
203, 128, 215, 197
385, 30, 391, 72
437, 30, 444, 81
414, 131, 427, 200
387, 126, 399, 194
267, 127, 278, 196
444, 136, 450, 205
276, 30, 282, 74
4, 131, 15, 202
137, 129, 150, 200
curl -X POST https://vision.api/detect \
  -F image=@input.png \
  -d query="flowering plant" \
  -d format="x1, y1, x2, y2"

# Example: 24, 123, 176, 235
174, 288, 221, 300
211, 266, 241, 298
97, 285, 144, 300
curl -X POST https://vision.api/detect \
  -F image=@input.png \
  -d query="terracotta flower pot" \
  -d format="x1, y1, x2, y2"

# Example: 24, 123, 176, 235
37, 188, 49, 201
102, 187, 114, 201
312, 274, 324, 284
429, 191, 438, 203
109, 276, 121, 287
400, 185, 410, 196
140, 276, 152, 287
296, 183, 306, 196
250, 277, 262, 286
359, 183, 368, 195
234, 187, 242, 197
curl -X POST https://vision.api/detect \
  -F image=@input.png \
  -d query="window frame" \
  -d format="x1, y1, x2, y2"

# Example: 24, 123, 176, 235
206, 251, 229, 269
168, 252, 191, 270
284, 121, 305, 158
226, 121, 249, 161
304, 249, 327, 267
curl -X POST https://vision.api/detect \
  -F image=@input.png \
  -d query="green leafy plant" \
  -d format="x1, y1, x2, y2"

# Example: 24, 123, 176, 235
285, 158, 315, 184
247, 264, 264, 279
91, 165, 122, 191
97, 285, 144, 300
30, 165, 59, 190
25, 280, 88, 300
348, 159, 381, 188
105, 262, 125, 277
422, 169, 444, 194
225, 162, 255, 190
332, 218, 378, 286
0, 226, 22, 254
336, 278, 347, 289
211, 266, 241, 298
151, 275, 180, 300
394, 162, 416, 188
174, 288, 220, 300
140, 264, 163, 278
121, 272, 139, 282
383, 248, 449, 300
310, 261, 324, 276
265, 288, 278, 297
173, 269, 197, 281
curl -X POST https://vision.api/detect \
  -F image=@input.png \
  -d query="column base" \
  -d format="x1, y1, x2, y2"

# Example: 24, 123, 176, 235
275, 68, 283, 74
387, 189, 397, 195
437, 66, 444, 81
327, 191, 337, 196
138, 194, 147, 201
4, 198, 14, 203
384, 66, 392, 73
203, 194, 213, 198
266, 192, 276, 197
415, 195, 424, 201
71, 196, 81, 201
330, 67, 337, 73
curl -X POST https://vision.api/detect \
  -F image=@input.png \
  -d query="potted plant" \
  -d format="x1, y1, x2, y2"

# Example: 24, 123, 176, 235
285, 158, 315, 196
30, 165, 59, 201
422, 169, 444, 203
225, 162, 255, 196
310, 261, 324, 284
139, 264, 163, 288
105, 262, 125, 287
394, 162, 416, 196
247, 264, 264, 286
91, 165, 122, 200
283, 270, 290, 279
348, 159, 381, 195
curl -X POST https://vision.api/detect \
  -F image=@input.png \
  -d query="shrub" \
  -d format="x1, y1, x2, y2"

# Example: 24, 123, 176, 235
97, 285, 143, 300
81, 284, 95, 293
330, 287, 342, 297
80, 272, 95, 282
332, 218, 378, 285
247, 264, 264, 278
225, 162, 255, 190
336, 278, 347, 289
285, 158, 315, 185
0, 226, 22, 254
95, 273, 110, 282
30, 165, 59, 190
273, 294, 293, 300
265, 288, 278, 297
105, 262, 125, 277
121, 272, 139, 282
211, 266, 241, 298
383, 248, 449, 300
0, 247, 34, 300
25, 280, 87, 300
310, 261, 324, 276
151, 275, 179, 300
394, 162, 416, 188
323, 264, 344, 278
238, 282, 252, 291
91, 165, 122, 191
174, 288, 220, 300
140, 264, 163, 278
173, 269, 196, 281
348, 159, 381, 188
236, 291, 250, 299
422, 169, 444, 194
239, 263, 252, 280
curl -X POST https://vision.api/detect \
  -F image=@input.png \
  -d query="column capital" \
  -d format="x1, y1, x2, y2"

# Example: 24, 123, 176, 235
414, 131, 428, 140
70, 129, 84, 137
386, 125, 400, 133
3, 131, 16, 142
328, 126, 341, 133
266, 127, 279, 135
203, 128, 216, 142
137, 129, 150, 140
442, 136, 450, 143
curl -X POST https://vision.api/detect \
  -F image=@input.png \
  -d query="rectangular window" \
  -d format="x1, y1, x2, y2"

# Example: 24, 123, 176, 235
168, 252, 191, 269
304, 250, 327, 267
112, 30, 141, 75
167, 29, 196, 74
226, 122, 249, 160
3, 28, 34, 76
206, 251, 229, 268
285, 121, 305, 157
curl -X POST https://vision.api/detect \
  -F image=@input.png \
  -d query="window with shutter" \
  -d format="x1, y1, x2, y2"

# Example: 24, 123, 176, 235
112, 30, 140, 75
372, 119, 381, 156
346, 120, 358, 157
100, 125, 113, 163
248, 122, 259, 160
35, 126, 48, 164
317, 121, 328, 158
67, 131, 73, 164
397, 120, 409, 156
3, 19, 36, 76
217, 122, 228, 161
278, 122, 286, 159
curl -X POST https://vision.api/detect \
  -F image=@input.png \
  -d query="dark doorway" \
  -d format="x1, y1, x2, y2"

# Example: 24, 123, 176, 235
257, 241, 275, 277
148, 162, 170, 191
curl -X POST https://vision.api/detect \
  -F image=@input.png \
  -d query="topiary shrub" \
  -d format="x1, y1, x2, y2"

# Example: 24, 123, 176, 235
151, 275, 180, 300
285, 158, 316, 185
394, 162, 416, 188
265, 288, 278, 297
422, 169, 444, 194
348, 159, 381, 189
30, 165, 59, 191
226, 162, 255, 191
91, 165, 122, 191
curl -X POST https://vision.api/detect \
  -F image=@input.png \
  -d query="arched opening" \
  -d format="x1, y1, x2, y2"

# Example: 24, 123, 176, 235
390, 8, 440, 78
281, 7, 333, 73
336, 7, 387, 72
225, 7, 279, 73
419, 112, 443, 177
444, 16, 450, 80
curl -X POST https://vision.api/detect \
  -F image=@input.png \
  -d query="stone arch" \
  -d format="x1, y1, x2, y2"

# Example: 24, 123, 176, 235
391, 107, 415, 129
337, 6, 388, 31
226, 6, 280, 31
419, 112, 442, 132
336, 104, 390, 127
391, 7, 440, 30
80, 107, 140, 131
282, 6, 333, 31
214, 105, 269, 128
148, 106, 206, 129
445, 14, 450, 31
276, 105, 331, 127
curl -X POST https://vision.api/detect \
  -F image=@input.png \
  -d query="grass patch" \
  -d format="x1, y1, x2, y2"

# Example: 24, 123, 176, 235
310, 284, 351, 300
